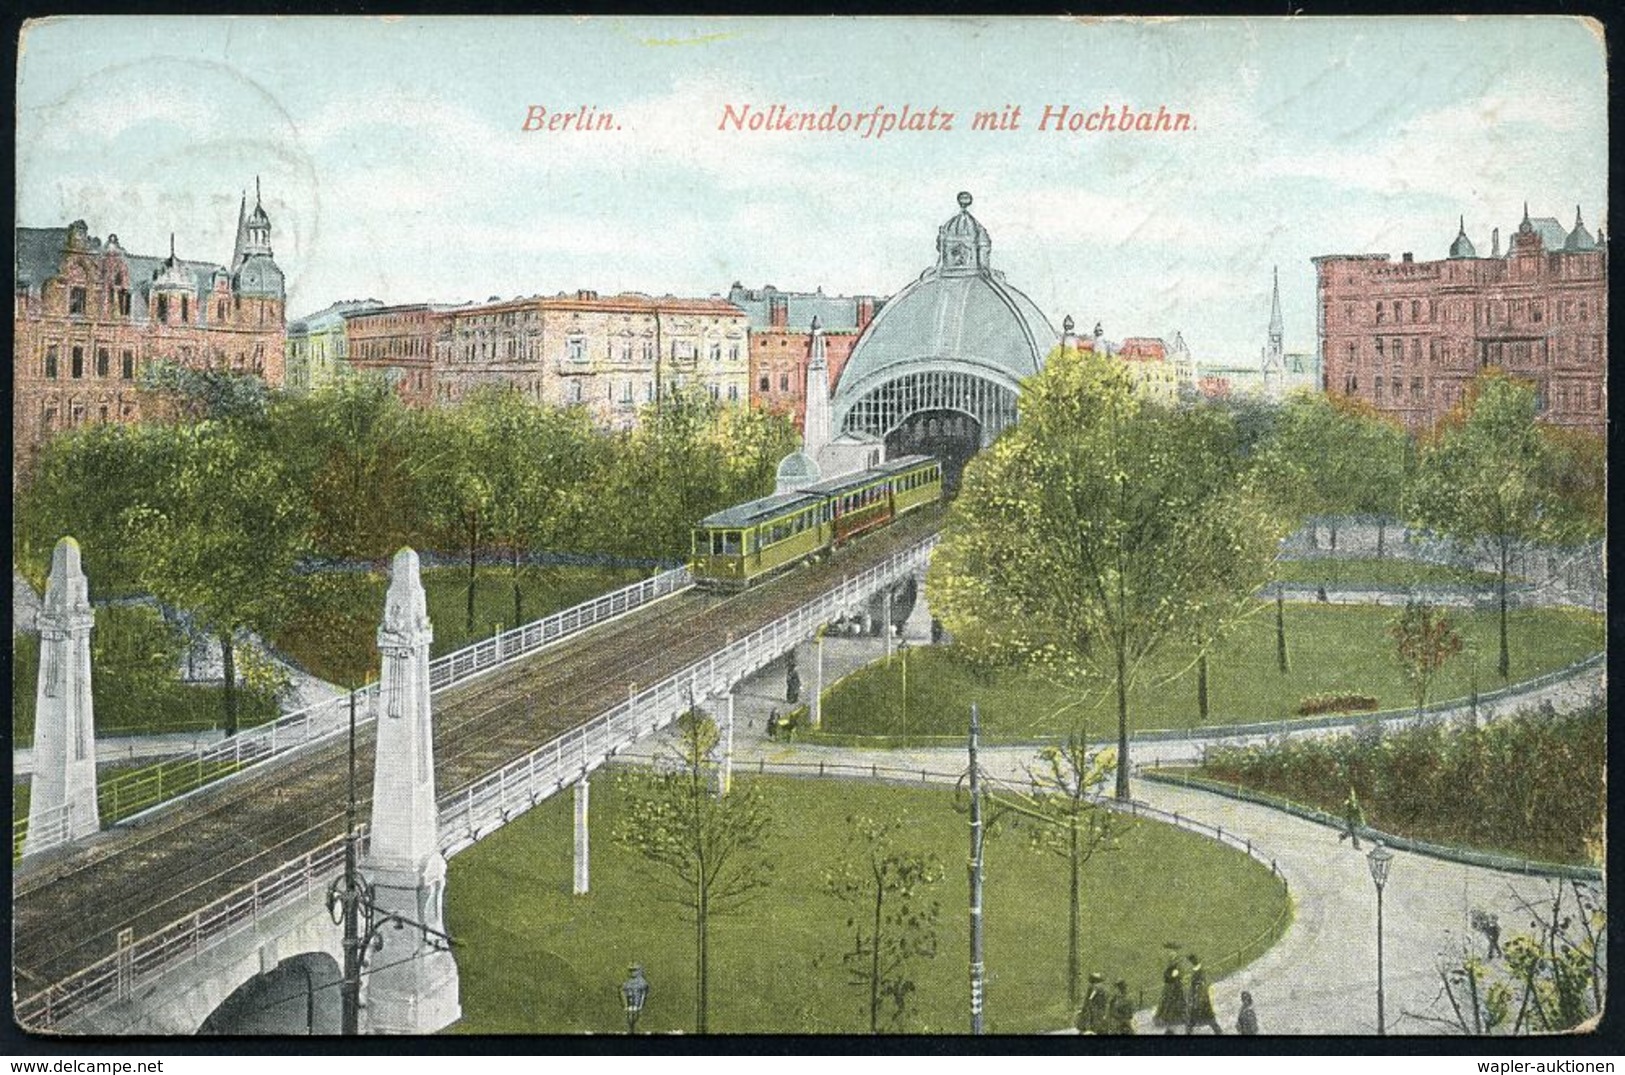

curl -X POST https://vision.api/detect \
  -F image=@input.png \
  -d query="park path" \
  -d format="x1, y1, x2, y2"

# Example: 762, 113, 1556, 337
620, 633, 1593, 1037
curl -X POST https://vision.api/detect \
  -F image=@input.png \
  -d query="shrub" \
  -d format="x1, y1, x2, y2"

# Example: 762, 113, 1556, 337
1295, 692, 1379, 716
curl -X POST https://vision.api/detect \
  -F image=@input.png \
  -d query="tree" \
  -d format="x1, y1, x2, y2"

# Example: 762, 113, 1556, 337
282, 374, 429, 562
1263, 391, 1409, 557
929, 347, 1286, 799
1410, 372, 1585, 678
823, 815, 944, 1033
1415, 882, 1605, 1035
136, 359, 271, 424
1023, 730, 1120, 1006
469, 388, 605, 628
123, 421, 310, 734
1388, 599, 1463, 715
418, 404, 493, 634
614, 711, 775, 1033
15, 421, 184, 595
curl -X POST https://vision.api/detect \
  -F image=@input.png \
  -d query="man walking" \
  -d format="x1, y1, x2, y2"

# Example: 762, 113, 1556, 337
1152, 949, 1187, 1034
1185, 954, 1222, 1034
1338, 787, 1365, 850
1076, 972, 1108, 1034
1235, 991, 1259, 1035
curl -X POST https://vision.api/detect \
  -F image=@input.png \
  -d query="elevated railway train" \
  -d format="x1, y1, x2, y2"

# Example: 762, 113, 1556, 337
689, 454, 942, 589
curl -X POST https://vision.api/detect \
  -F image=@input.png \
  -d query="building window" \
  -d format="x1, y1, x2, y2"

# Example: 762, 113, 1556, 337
758, 374, 770, 392
621, 380, 634, 403
643, 340, 654, 362
567, 379, 583, 403
118, 289, 131, 316
1410, 300, 1419, 321
1374, 375, 1384, 398
710, 343, 722, 362
729, 344, 740, 362
728, 384, 739, 402
1410, 339, 1420, 361
568, 337, 586, 362
1392, 301, 1402, 323
646, 380, 655, 402
45, 345, 58, 379
1410, 377, 1422, 401
780, 372, 790, 391
71, 347, 84, 379
1375, 302, 1385, 324
1344, 304, 1354, 324
156, 295, 169, 322
96, 348, 109, 377
181, 295, 190, 323
69, 287, 86, 315
622, 343, 633, 363
1374, 338, 1384, 358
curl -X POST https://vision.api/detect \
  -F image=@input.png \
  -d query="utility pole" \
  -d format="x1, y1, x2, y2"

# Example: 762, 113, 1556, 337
340, 687, 363, 1035
967, 702, 985, 1035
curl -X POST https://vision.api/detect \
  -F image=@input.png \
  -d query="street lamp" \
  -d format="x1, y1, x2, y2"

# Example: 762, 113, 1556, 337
1467, 638, 1480, 724
621, 964, 649, 1034
1367, 842, 1394, 1035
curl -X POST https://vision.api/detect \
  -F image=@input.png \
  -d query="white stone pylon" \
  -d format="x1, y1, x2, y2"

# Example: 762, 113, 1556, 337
363, 548, 461, 1034
573, 777, 590, 895
24, 538, 101, 858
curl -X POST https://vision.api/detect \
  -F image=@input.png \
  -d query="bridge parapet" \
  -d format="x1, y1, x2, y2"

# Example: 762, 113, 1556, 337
37, 566, 692, 856
436, 535, 938, 857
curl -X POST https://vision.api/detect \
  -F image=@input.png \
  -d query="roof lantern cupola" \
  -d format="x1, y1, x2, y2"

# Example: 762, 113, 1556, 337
1448, 216, 1477, 259
1564, 204, 1597, 252
242, 176, 273, 259
936, 191, 992, 275
153, 233, 193, 293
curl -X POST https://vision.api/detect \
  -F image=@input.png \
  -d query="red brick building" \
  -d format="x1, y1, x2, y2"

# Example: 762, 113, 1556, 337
749, 325, 861, 431
13, 189, 287, 471
1315, 206, 1607, 434
740, 286, 879, 432
342, 303, 442, 408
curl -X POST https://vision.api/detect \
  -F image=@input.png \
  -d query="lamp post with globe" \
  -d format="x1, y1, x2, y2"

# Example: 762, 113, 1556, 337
1367, 842, 1394, 1035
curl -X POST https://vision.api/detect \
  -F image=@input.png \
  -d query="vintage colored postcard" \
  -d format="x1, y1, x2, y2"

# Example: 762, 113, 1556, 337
10, 15, 1607, 1047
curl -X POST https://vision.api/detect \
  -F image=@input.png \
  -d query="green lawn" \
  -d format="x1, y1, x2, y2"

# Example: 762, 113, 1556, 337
1272, 559, 1506, 589
272, 564, 648, 686
12, 607, 278, 747
815, 603, 1603, 742
445, 774, 1290, 1034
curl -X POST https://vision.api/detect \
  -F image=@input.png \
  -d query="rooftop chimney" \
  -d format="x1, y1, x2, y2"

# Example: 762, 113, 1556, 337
769, 294, 789, 329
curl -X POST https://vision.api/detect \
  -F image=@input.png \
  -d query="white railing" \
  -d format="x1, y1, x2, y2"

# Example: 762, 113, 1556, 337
15, 802, 73, 862
15, 830, 358, 1033
14, 542, 933, 1033
436, 537, 937, 856
48, 567, 692, 854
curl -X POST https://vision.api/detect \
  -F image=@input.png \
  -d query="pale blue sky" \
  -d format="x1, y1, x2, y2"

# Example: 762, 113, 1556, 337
16, 16, 1608, 359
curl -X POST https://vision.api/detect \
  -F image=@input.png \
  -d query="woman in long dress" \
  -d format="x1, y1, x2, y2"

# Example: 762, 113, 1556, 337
1152, 955, 1187, 1032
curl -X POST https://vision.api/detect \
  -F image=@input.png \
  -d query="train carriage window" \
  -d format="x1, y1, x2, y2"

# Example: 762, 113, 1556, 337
722, 531, 742, 556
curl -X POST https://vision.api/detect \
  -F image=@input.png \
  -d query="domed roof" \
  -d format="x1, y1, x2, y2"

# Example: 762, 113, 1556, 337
774, 450, 822, 493
235, 257, 284, 298
1564, 205, 1596, 252
1448, 216, 1476, 259
834, 193, 1056, 404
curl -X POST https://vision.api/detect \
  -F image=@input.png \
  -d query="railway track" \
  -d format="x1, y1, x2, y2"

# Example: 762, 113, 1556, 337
12, 509, 942, 994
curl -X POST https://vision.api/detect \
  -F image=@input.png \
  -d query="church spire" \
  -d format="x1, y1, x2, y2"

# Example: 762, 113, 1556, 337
232, 190, 248, 269
1268, 265, 1283, 340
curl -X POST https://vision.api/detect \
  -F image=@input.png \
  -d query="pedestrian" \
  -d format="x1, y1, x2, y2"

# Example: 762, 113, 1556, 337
767, 708, 779, 740
1151, 950, 1187, 1033
1108, 979, 1136, 1035
1076, 972, 1108, 1034
1185, 954, 1222, 1034
1235, 991, 1259, 1035
1338, 786, 1365, 850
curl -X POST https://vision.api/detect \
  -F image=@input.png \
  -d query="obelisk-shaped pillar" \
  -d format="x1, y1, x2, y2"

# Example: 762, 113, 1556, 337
364, 548, 461, 1034
24, 538, 100, 858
